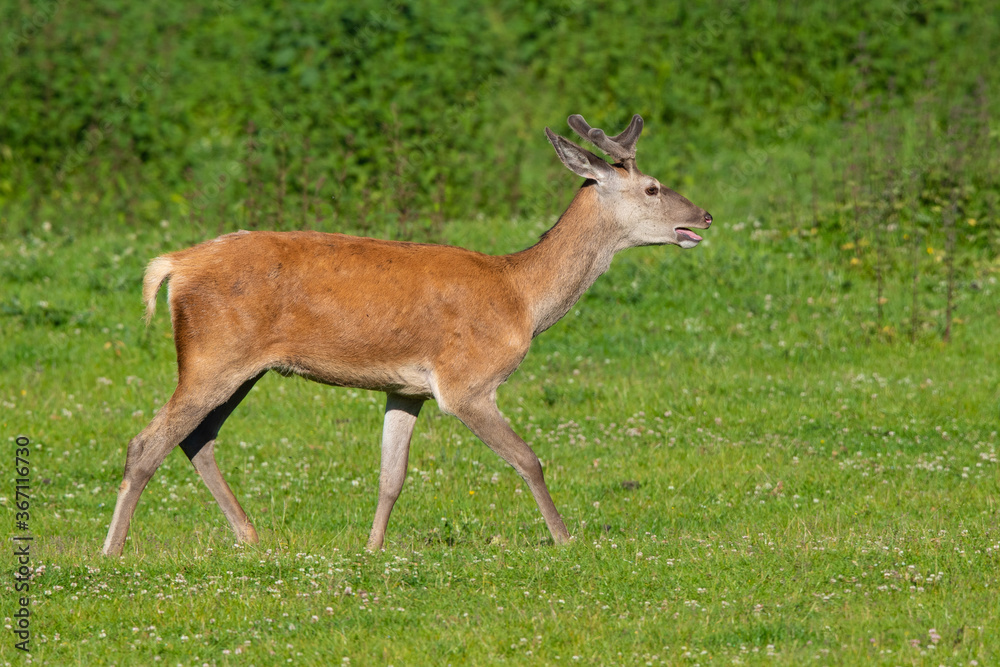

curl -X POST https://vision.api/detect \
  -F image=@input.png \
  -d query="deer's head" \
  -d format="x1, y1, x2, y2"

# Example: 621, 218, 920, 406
545, 114, 712, 249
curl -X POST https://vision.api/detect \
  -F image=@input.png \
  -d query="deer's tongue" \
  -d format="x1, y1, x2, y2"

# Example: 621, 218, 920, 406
676, 228, 702, 243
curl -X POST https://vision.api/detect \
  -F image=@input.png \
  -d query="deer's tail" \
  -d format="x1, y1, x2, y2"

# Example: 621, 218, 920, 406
142, 256, 174, 325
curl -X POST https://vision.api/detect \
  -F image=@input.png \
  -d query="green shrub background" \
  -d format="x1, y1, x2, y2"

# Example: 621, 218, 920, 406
3, 0, 997, 237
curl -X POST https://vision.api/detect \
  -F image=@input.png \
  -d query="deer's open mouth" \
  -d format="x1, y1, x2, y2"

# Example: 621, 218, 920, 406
675, 228, 703, 244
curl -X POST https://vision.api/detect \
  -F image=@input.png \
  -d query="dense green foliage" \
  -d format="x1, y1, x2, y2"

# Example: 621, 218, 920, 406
2, 0, 998, 233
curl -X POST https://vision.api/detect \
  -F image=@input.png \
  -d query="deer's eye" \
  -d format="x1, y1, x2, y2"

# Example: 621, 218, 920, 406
645, 186, 658, 196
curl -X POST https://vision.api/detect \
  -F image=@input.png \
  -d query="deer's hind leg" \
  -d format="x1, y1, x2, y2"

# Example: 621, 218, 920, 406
180, 372, 265, 547
102, 370, 264, 557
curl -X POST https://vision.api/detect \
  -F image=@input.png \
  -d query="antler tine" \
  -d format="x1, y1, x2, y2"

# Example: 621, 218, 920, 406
566, 113, 642, 162
566, 114, 595, 141
609, 114, 643, 155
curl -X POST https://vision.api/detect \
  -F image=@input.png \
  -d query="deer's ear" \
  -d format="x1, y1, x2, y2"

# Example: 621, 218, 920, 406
545, 128, 617, 183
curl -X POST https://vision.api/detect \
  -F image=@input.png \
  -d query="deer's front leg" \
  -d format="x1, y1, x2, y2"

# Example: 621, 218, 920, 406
451, 396, 571, 545
366, 394, 423, 551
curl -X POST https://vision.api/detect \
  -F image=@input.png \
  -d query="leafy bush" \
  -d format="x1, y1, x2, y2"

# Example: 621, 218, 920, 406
1, 0, 997, 235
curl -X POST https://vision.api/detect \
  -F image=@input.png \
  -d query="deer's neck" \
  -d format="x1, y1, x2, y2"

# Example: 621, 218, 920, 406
508, 185, 627, 337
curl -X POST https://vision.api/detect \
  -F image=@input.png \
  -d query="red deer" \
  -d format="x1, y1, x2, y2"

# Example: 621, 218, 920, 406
102, 114, 712, 556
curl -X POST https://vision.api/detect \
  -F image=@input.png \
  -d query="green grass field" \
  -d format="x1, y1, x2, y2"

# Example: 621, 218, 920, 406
3, 1, 999, 664
2, 211, 998, 665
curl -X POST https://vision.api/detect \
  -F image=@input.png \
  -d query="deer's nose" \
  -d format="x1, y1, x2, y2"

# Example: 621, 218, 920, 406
704, 212, 713, 227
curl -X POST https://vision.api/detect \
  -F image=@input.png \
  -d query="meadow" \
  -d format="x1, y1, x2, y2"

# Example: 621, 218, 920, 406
2, 206, 998, 665
2, 1, 1000, 665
